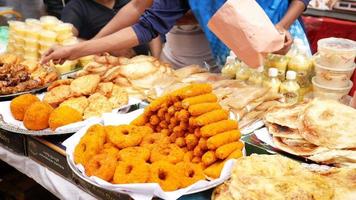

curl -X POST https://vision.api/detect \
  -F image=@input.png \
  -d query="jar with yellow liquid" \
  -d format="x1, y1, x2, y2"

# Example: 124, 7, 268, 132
263, 68, 281, 94
264, 54, 289, 81
280, 71, 300, 104
235, 62, 251, 82
247, 66, 264, 86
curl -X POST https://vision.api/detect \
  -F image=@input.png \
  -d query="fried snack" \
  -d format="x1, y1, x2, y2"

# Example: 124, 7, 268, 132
202, 151, 217, 167
201, 120, 238, 138
131, 115, 147, 126
176, 109, 190, 121
146, 95, 171, 112
140, 132, 170, 149
47, 79, 72, 91
108, 85, 128, 108
226, 148, 243, 160
70, 74, 100, 96
150, 144, 184, 164
101, 143, 120, 159
188, 102, 222, 116
23, 102, 53, 131
74, 124, 106, 165
59, 96, 89, 115
204, 161, 225, 179
185, 134, 198, 150
195, 109, 229, 126
113, 159, 150, 184
43, 85, 72, 107
215, 141, 244, 160
183, 151, 194, 162
177, 162, 205, 188
193, 146, 204, 157
173, 83, 212, 99
10, 94, 40, 121
149, 161, 180, 191
96, 82, 114, 97
85, 152, 117, 181
207, 130, 241, 150
192, 156, 202, 164
106, 125, 144, 149
175, 137, 186, 147
48, 106, 82, 130
118, 146, 150, 162
83, 93, 113, 119
198, 138, 208, 151
182, 93, 218, 108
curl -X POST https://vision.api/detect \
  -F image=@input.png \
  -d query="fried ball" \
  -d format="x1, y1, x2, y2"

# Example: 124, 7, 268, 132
183, 151, 194, 162
106, 125, 144, 149
177, 162, 205, 188
23, 102, 53, 131
74, 124, 106, 165
84, 152, 117, 182
175, 137, 186, 148
10, 94, 40, 121
113, 159, 150, 184
185, 134, 198, 150
48, 106, 83, 130
119, 146, 150, 162
149, 161, 180, 191
150, 144, 184, 164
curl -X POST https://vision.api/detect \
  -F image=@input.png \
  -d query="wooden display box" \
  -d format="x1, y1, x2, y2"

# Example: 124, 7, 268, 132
0, 128, 27, 155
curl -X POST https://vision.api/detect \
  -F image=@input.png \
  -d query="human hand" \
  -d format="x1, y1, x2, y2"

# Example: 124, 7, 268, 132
41, 45, 77, 65
273, 24, 293, 55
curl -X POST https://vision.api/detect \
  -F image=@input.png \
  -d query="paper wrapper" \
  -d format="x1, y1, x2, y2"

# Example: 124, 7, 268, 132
0, 94, 141, 135
63, 109, 246, 200
208, 0, 285, 67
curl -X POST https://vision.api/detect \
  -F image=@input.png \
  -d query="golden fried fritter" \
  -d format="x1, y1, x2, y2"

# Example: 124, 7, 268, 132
59, 96, 89, 115
70, 74, 100, 96
23, 102, 53, 130
10, 94, 40, 121
49, 106, 83, 130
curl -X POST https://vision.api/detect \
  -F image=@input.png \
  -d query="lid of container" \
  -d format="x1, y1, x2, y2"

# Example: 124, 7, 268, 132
268, 68, 278, 77
226, 56, 235, 65
286, 70, 297, 80
318, 37, 356, 53
313, 54, 356, 72
312, 76, 353, 91
40, 16, 59, 23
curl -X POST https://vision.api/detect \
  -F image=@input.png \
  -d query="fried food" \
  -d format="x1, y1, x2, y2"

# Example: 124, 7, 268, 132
182, 93, 218, 108
74, 124, 106, 165
216, 141, 244, 160
96, 82, 114, 97
201, 120, 238, 138
183, 151, 194, 162
59, 96, 89, 115
47, 79, 72, 91
118, 146, 150, 162
108, 85, 128, 108
150, 144, 184, 164
43, 85, 72, 107
195, 109, 229, 126
113, 159, 150, 184
23, 102, 53, 131
207, 130, 241, 150
177, 162, 205, 188
188, 102, 222, 116
226, 149, 243, 160
85, 152, 117, 181
202, 151, 217, 167
83, 93, 113, 119
204, 161, 225, 179
106, 125, 144, 149
149, 161, 180, 191
48, 106, 83, 130
10, 94, 40, 121
173, 83, 212, 99
70, 74, 100, 96
140, 132, 170, 149
130, 115, 147, 126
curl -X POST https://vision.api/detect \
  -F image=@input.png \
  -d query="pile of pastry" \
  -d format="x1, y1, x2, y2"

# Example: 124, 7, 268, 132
213, 154, 356, 200
43, 74, 128, 120
265, 99, 356, 167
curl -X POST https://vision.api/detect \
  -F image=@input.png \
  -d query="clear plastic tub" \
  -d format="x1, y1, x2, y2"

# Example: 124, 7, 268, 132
54, 23, 73, 35
317, 37, 356, 68
25, 26, 42, 39
40, 16, 60, 30
40, 30, 58, 43
25, 18, 41, 27
24, 54, 39, 61
312, 77, 353, 101
314, 59, 355, 88
24, 38, 39, 49
57, 33, 74, 43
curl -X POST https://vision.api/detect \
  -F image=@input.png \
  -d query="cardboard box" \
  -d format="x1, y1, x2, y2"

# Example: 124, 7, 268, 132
0, 128, 27, 155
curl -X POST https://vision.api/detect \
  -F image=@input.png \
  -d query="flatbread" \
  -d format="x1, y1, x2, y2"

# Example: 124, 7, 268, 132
273, 137, 328, 156
266, 123, 303, 139
300, 99, 356, 149
307, 150, 356, 165
265, 102, 307, 129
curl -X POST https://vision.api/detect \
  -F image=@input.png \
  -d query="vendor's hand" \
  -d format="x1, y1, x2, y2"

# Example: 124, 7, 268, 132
273, 24, 293, 55
41, 45, 76, 65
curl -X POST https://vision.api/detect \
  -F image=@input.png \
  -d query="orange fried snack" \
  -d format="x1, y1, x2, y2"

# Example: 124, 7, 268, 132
118, 146, 150, 162
85, 152, 117, 181
202, 151, 217, 167
150, 144, 184, 164
106, 125, 144, 149
226, 148, 243, 160
49, 106, 83, 130
177, 162, 205, 188
203, 161, 224, 179
113, 159, 150, 184
23, 102, 53, 131
182, 93, 218, 108
188, 102, 222, 116
195, 109, 229, 126
185, 134, 199, 150
207, 130, 241, 150
130, 114, 147, 126
172, 83, 212, 99
10, 94, 40, 121
215, 141, 244, 160
201, 120, 238, 138
149, 161, 180, 191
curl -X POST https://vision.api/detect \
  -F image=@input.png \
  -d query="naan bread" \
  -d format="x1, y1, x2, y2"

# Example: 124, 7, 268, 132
307, 150, 356, 166
174, 65, 207, 80
273, 137, 328, 156
265, 103, 307, 129
119, 61, 158, 80
300, 99, 356, 149
266, 123, 303, 139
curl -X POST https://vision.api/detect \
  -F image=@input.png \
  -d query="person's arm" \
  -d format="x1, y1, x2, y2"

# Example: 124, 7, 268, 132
149, 36, 162, 58
93, 0, 153, 39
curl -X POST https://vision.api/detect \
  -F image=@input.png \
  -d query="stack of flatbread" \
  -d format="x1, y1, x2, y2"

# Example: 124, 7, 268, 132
265, 99, 356, 167
212, 154, 356, 200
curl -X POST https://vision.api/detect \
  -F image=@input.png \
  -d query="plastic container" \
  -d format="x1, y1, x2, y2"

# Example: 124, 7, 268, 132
288, 54, 312, 88
24, 54, 39, 61
25, 26, 42, 39
317, 37, 356, 68
60, 37, 78, 46
40, 30, 58, 43
314, 59, 355, 88
25, 18, 41, 27
222, 56, 238, 79
57, 33, 74, 43
40, 16, 60, 30
312, 77, 353, 101
280, 71, 300, 104
54, 23, 73, 35
263, 68, 281, 93
25, 39, 39, 49
13, 35, 25, 46
264, 54, 289, 81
